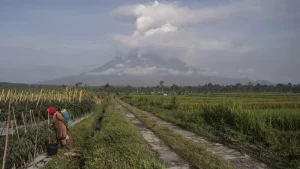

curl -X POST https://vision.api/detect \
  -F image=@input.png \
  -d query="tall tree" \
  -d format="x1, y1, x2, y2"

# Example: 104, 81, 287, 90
159, 80, 164, 93
104, 83, 111, 94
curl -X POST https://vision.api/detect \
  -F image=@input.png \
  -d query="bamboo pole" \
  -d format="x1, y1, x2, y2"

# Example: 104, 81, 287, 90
5, 90, 10, 102
2, 101, 11, 169
0, 109, 5, 137
29, 110, 33, 126
69, 91, 72, 102
21, 112, 27, 132
0, 89, 4, 101
79, 90, 83, 103
32, 110, 37, 125
33, 113, 39, 159
12, 108, 19, 139
30, 93, 34, 101
36, 89, 43, 108
48, 110, 50, 143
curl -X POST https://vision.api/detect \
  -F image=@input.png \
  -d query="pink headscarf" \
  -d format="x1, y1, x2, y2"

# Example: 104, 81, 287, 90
47, 106, 57, 116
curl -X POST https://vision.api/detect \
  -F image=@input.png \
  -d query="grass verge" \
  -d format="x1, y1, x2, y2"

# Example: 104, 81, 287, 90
118, 100, 235, 169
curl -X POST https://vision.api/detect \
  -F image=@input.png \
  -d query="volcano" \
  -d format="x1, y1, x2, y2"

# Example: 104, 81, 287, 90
40, 52, 270, 86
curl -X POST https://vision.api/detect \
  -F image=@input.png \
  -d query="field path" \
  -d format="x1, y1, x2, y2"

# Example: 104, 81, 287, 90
119, 100, 268, 169
119, 103, 191, 169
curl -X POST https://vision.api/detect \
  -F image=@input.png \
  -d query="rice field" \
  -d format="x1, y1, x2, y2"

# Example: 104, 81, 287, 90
120, 93, 300, 169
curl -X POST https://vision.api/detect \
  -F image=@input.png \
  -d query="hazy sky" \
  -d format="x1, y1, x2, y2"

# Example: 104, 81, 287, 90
0, 0, 299, 84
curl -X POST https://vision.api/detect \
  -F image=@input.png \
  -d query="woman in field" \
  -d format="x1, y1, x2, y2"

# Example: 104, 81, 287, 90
47, 106, 70, 147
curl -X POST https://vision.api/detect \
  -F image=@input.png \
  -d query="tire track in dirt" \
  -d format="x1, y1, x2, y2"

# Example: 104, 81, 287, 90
119, 100, 269, 169
119, 104, 190, 169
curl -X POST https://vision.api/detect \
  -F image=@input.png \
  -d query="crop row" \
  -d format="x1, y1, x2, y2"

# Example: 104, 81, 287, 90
0, 87, 95, 169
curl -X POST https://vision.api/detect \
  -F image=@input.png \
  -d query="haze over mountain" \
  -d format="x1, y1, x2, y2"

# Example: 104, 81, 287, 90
41, 51, 272, 86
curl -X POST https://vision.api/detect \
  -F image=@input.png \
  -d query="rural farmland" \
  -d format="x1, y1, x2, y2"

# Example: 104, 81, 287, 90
0, 86, 299, 169
120, 93, 300, 169
1, 0, 299, 168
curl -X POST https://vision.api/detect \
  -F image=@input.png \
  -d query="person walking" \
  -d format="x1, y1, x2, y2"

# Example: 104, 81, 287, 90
47, 106, 70, 147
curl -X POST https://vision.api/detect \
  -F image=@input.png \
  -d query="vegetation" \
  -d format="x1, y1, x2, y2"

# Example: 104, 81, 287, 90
120, 93, 300, 169
84, 101, 164, 169
44, 103, 106, 169
0, 87, 94, 169
120, 101, 235, 169
46, 100, 165, 169
94, 82, 300, 93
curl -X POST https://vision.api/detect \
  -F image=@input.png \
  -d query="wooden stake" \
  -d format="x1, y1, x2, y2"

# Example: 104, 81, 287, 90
32, 110, 37, 125
48, 110, 50, 143
12, 108, 19, 139
5, 90, 10, 102
30, 93, 34, 101
29, 110, 33, 126
19, 91, 24, 102
21, 112, 27, 132
33, 112, 40, 159
0, 89, 4, 101
2, 102, 11, 169
69, 91, 72, 102
79, 90, 83, 103
36, 89, 43, 108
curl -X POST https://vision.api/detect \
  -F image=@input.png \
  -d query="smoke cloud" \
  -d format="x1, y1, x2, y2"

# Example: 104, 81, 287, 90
110, 0, 300, 82
112, 0, 252, 69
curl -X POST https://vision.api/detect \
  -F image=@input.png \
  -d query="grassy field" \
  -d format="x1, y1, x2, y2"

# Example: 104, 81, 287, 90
45, 100, 165, 169
128, 93, 300, 109
120, 93, 300, 169
120, 101, 235, 169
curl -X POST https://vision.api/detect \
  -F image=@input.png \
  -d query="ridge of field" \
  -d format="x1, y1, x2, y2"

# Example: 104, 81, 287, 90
45, 100, 165, 169
120, 93, 300, 169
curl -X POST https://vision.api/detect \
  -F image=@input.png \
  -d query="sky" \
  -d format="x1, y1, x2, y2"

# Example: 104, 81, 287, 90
0, 0, 299, 84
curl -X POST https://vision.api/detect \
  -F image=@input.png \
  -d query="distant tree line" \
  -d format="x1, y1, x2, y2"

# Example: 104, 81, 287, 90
93, 82, 300, 94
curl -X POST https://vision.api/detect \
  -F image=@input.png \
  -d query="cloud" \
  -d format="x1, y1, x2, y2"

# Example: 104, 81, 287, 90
114, 64, 124, 68
144, 23, 178, 37
110, 0, 300, 83
86, 66, 193, 76
112, 0, 254, 68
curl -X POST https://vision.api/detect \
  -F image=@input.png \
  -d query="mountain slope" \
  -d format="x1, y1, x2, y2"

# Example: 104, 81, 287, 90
40, 52, 271, 86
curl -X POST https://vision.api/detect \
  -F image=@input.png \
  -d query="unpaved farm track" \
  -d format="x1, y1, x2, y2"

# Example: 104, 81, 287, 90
119, 100, 269, 169
120, 104, 191, 169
